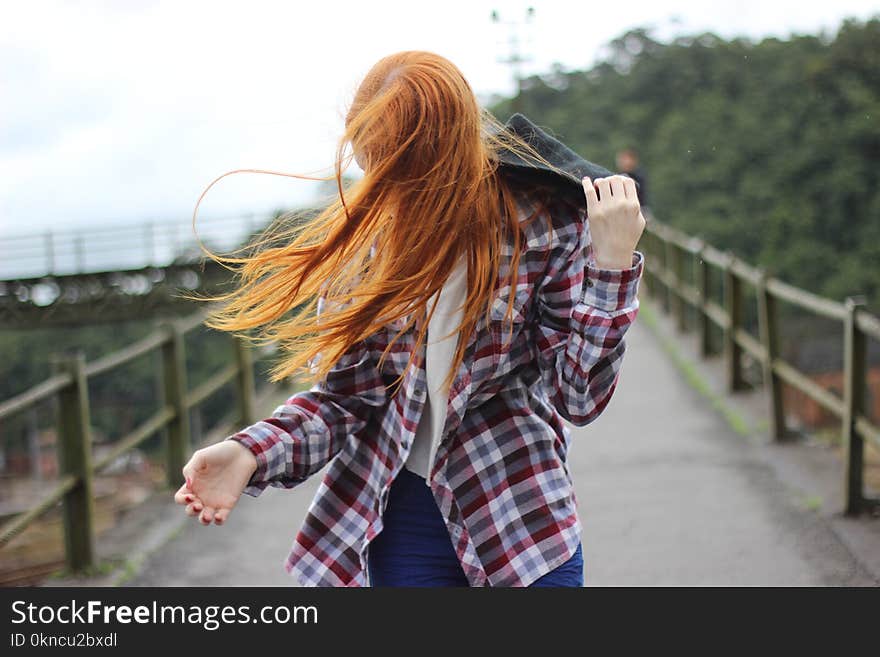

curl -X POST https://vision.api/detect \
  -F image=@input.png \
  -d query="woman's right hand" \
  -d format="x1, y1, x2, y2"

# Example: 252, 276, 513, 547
173, 440, 258, 526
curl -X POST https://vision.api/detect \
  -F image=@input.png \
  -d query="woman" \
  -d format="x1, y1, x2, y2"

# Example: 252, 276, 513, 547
174, 51, 646, 587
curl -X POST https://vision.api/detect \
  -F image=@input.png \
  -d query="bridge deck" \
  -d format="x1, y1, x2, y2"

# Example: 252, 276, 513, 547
44, 297, 880, 586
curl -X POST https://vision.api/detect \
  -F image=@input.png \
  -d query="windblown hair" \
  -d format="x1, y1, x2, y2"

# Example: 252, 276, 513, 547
188, 51, 569, 393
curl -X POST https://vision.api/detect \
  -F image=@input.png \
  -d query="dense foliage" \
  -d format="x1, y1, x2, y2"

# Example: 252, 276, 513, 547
490, 18, 880, 312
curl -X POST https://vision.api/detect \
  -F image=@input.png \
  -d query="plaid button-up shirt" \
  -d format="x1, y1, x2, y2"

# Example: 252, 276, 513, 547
227, 187, 645, 587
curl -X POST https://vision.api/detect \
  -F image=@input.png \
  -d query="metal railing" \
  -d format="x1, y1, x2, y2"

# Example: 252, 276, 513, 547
0, 212, 273, 280
641, 219, 880, 515
0, 309, 276, 571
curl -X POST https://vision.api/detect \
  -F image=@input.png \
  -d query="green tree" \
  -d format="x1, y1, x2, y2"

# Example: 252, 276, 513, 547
490, 17, 880, 312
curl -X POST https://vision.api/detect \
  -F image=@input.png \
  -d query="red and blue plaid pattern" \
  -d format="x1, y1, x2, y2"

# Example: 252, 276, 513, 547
227, 189, 645, 586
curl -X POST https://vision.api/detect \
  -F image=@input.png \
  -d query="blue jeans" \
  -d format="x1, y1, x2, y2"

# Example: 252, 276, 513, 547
367, 466, 584, 587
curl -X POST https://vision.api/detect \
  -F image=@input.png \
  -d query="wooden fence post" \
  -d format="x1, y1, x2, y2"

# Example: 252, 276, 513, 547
233, 335, 256, 426
152, 321, 169, 453
641, 231, 654, 299
161, 322, 191, 488
722, 252, 745, 392
650, 230, 662, 301
52, 351, 96, 572
675, 244, 688, 332
696, 243, 713, 357
665, 239, 678, 318
661, 232, 672, 314
756, 268, 786, 440
842, 296, 867, 515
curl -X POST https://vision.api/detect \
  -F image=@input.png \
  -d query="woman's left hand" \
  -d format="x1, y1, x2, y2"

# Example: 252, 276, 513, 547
582, 174, 646, 269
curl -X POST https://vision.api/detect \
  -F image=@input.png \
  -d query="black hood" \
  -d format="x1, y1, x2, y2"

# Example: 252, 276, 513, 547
492, 113, 632, 204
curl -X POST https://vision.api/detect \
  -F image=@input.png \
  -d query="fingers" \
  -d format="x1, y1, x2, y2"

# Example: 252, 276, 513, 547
174, 483, 198, 505
174, 482, 203, 508
198, 505, 216, 526
197, 505, 232, 526
179, 451, 205, 503
621, 175, 638, 201
180, 488, 228, 526
595, 177, 612, 203
582, 177, 599, 214
183, 499, 227, 526
585, 174, 639, 204
177, 449, 228, 526
181, 451, 199, 487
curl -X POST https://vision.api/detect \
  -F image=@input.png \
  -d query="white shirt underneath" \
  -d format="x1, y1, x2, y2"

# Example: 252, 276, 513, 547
404, 256, 468, 484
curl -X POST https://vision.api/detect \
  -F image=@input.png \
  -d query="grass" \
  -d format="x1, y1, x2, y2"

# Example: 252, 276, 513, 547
810, 426, 843, 448
638, 299, 754, 438
801, 495, 824, 512
112, 558, 141, 586
46, 557, 121, 581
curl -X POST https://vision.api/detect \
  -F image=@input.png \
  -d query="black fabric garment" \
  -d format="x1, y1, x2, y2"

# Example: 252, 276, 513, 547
492, 112, 639, 208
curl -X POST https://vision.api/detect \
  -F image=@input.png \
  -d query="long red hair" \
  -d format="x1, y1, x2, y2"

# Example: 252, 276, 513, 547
188, 51, 567, 393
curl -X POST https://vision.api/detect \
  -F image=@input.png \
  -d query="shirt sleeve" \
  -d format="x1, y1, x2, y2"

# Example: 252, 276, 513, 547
225, 299, 388, 497
533, 205, 645, 426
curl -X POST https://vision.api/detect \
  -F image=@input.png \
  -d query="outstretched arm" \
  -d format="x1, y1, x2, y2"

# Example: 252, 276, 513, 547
227, 332, 388, 497
175, 296, 389, 524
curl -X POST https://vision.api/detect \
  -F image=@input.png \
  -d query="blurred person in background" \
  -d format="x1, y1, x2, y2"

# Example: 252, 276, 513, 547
175, 51, 646, 587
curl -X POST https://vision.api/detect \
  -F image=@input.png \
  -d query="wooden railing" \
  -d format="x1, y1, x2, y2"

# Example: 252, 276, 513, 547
0, 310, 278, 572
641, 219, 880, 515
3, 218, 877, 574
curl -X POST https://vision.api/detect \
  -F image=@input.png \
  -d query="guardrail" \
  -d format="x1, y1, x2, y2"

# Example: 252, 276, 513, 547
0, 309, 275, 572
0, 212, 273, 280
641, 219, 880, 515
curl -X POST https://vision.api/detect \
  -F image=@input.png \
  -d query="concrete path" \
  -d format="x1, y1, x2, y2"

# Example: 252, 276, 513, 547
105, 297, 880, 586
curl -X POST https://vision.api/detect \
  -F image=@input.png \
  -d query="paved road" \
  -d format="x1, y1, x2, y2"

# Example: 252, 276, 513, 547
124, 299, 879, 586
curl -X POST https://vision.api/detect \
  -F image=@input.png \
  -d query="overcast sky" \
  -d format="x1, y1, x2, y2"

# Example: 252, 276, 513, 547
1, 0, 878, 239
